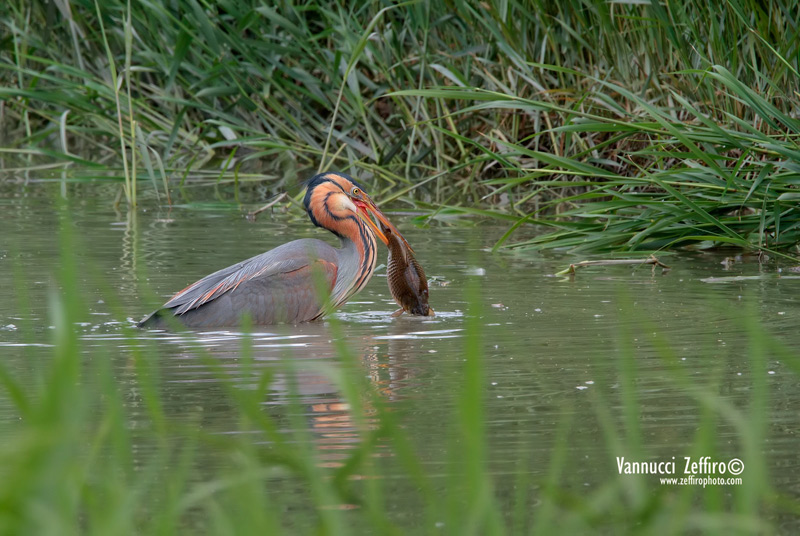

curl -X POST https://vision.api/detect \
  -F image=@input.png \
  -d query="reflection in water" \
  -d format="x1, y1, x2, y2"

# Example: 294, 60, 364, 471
120, 321, 428, 469
371, 318, 461, 399
111, 311, 465, 474
120, 207, 138, 286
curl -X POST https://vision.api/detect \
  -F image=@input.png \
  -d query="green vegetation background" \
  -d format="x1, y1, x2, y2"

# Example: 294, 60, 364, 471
2, 0, 800, 254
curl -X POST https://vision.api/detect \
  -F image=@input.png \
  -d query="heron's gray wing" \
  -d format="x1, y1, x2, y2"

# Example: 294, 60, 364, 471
166, 260, 338, 327
166, 257, 308, 314
151, 239, 339, 326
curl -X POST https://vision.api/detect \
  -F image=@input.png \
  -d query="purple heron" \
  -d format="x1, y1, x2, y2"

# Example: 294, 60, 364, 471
139, 172, 410, 328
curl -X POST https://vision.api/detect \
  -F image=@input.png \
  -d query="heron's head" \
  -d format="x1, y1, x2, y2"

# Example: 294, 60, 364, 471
303, 172, 410, 250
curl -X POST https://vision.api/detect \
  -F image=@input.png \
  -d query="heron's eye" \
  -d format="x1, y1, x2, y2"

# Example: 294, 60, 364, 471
352, 187, 361, 196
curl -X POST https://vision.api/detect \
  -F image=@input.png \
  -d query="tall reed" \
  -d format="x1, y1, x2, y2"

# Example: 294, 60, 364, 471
1, 0, 798, 252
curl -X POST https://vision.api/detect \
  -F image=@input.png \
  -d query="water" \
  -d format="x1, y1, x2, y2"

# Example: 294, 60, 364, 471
2, 183, 799, 531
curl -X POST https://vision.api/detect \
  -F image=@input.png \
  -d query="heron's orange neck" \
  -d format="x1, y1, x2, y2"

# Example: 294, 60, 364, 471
331, 218, 378, 306
307, 184, 380, 304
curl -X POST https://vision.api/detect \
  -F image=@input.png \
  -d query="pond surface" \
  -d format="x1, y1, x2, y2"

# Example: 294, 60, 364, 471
1, 183, 799, 532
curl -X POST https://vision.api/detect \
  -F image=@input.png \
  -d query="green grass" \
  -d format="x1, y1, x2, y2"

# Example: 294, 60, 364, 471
1, 204, 799, 534
1, 0, 799, 252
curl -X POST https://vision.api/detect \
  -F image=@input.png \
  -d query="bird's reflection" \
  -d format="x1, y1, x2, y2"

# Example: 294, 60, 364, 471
141, 317, 427, 467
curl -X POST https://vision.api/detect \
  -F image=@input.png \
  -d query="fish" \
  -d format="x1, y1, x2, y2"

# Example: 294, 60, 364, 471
382, 223, 434, 317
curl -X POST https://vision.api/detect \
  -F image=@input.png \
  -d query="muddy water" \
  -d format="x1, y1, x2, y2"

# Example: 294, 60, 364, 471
1, 184, 799, 530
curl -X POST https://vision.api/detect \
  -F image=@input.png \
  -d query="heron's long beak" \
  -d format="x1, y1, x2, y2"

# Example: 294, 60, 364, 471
354, 199, 413, 253
356, 206, 388, 244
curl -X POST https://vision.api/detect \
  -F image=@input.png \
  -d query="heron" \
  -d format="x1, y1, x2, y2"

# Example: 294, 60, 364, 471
139, 171, 410, 328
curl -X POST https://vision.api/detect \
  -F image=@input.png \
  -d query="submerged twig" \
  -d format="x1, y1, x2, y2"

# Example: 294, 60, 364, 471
246, 192, 288, 222
555, 255, 670, 276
